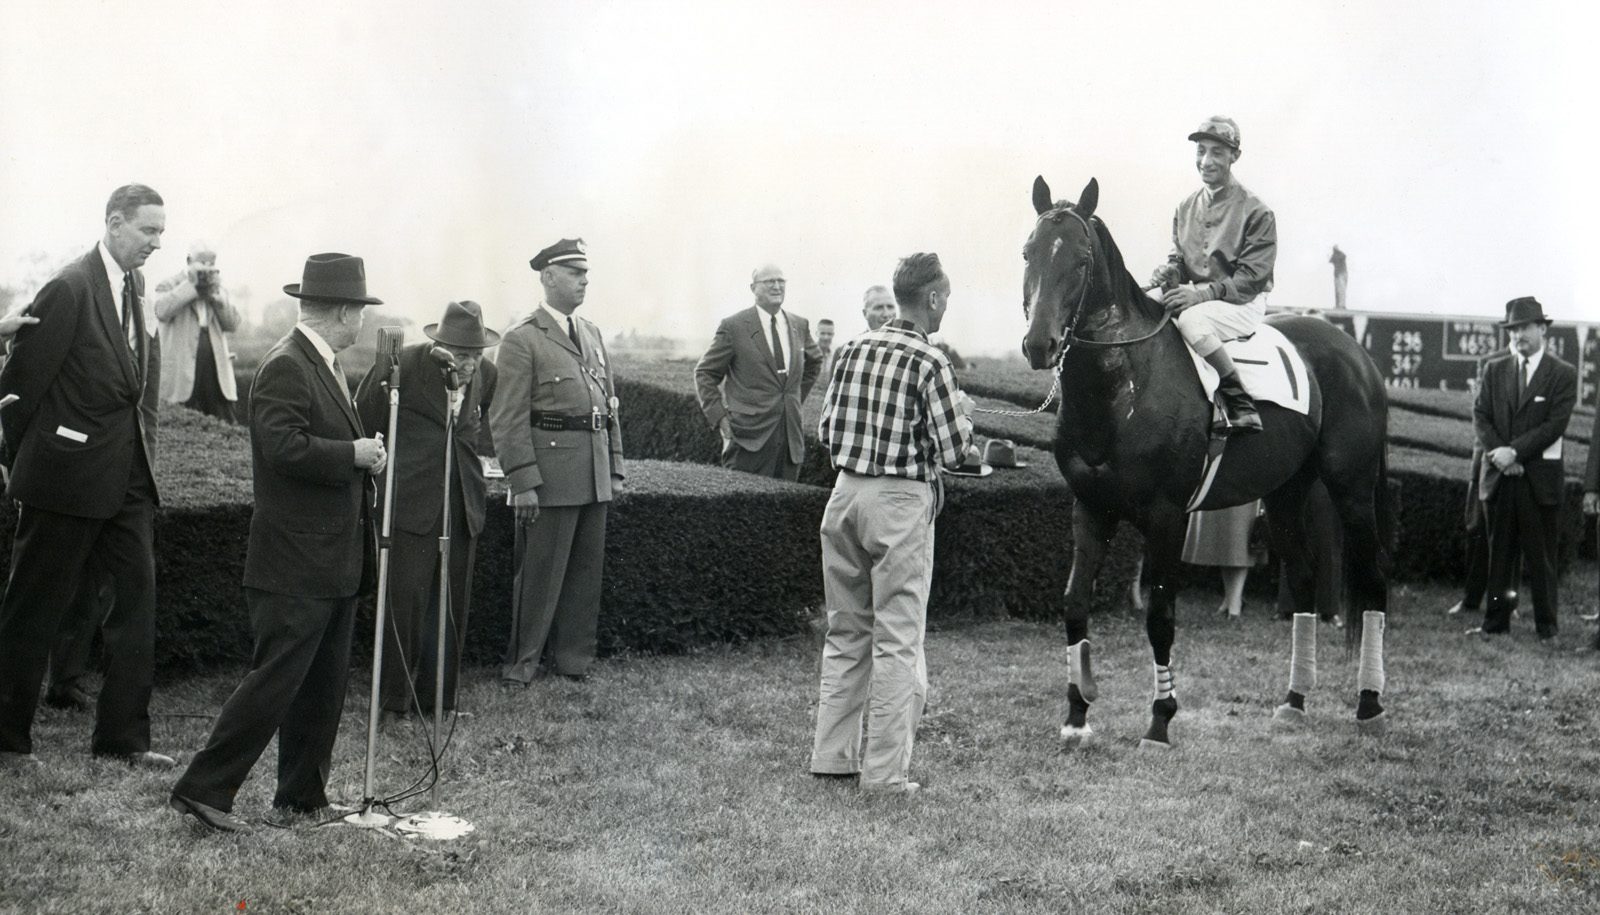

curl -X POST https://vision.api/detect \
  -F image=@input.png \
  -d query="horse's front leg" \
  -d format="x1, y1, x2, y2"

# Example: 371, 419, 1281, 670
1060, 500, 1116, 749
1139, 507, 1185, 749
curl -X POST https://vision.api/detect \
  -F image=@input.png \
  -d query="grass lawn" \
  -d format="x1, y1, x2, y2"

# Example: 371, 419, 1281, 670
3, 570, 1598, 914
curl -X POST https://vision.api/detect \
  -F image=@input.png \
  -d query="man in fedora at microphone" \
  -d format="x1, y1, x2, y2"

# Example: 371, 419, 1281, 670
171, 253, 387, 833
355, 301, 498, 722
1469, 296, 1576, 641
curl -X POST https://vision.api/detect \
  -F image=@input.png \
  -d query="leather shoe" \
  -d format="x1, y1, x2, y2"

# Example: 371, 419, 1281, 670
104, 750, 177, 769
43, 686, 93, 712
170, 794, 253, 834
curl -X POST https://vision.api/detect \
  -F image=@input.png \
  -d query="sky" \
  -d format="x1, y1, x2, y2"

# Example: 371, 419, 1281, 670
2, 0, 1596, 357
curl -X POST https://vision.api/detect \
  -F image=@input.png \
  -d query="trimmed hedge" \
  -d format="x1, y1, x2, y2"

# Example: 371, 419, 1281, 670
12, 362, 1596, 678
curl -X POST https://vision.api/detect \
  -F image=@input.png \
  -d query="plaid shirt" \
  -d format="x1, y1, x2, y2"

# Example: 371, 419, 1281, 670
819, 320, 971, 480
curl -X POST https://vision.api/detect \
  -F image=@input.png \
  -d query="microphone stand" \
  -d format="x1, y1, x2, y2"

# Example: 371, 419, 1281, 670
393, 367, 474, 841
345, 347, 401, 830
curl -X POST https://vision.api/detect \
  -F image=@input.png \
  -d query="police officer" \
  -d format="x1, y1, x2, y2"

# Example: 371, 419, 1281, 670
489, 239, 624, 684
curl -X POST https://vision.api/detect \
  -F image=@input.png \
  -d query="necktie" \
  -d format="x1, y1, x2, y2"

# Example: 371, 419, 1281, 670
770, 314, 786, 373
332, 354, 353, 404
121, 272, 138, 351
567, 315, 582, 353
1517, 357, 1528, 399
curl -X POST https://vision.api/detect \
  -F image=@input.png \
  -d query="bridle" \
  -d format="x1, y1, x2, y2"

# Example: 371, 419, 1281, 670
1034, 206, 1172, 352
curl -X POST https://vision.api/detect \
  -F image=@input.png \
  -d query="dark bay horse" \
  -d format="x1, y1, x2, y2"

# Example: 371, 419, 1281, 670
1021, 177, 1394, 748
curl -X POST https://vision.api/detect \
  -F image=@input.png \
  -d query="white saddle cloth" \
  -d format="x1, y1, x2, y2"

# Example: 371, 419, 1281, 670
1187, 323, 1311, 416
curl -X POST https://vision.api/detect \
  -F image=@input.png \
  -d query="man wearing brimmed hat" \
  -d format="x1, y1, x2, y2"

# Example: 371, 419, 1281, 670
1468, 296, 1576, 641
0, 184, 168, 772
1150, 116, 1277, 435
153, 238, 241, 422
355, 301, 499, 721
171, 253, 388, 833
489, 238, 623, 685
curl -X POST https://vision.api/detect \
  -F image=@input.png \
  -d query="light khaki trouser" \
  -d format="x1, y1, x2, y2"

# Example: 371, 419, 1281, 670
810, 471, 936, 789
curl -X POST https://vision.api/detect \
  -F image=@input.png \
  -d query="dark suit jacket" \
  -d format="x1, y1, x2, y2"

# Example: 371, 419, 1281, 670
694, 305, 823, 463
354, 343, 496, 538
242, 328, 370, 598
0, 247, 158, 517
1474, 348, 1577, 506
1586, 404, 1600, 495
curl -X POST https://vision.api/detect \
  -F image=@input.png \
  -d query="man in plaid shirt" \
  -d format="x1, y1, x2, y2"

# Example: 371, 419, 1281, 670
809, 252, 976, 795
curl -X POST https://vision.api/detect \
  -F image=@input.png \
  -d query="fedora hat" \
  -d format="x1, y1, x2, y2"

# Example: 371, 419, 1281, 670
981, 438, 1028, 469
946, 448, 993, 478
283, 253, 383, 305
424, 300, 501, 348
1499, 296, 1553, 328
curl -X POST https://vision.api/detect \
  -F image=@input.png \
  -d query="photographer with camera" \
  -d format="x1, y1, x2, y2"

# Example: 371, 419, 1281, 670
153, 239, 240, 422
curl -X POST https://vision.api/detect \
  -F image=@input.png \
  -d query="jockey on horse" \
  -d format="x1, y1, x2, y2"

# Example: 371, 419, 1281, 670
1150, 116, 1276, 436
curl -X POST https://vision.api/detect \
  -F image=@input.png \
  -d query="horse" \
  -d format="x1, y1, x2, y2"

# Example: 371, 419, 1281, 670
1020, 176, 1394, 748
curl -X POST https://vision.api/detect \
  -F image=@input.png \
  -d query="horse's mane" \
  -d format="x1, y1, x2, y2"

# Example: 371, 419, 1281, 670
1085, 214, 1165, 325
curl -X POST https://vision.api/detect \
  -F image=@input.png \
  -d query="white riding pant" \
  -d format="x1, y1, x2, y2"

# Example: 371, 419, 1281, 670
1174, 299, 1266, 357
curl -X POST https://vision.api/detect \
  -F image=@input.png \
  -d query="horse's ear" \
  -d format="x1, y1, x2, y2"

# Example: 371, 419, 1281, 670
1032, 176, 1053, 215
1077, 178, 1099, 219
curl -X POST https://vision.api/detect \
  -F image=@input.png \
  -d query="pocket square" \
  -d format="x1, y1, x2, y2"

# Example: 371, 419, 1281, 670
54, 425, 88, 443
1533, 395, 1546, 402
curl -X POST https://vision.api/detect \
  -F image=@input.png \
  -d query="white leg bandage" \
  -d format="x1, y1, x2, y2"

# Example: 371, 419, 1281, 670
1153, 662, 1174, 702
1068, 640, 1096, 703
1288, 613, 1317, 695
1356, 611, 1386, 695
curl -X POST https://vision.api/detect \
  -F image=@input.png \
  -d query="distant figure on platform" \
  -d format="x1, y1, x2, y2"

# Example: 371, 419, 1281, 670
1467, 297, 1576, 641
694, 264, 823, 480
0, 184, 168, 771
490, 239, 623, 685
1150, 116, 1276, 436
1329, 245, 1348, 310
171, 253, 387, 833
355, 300, 498, 721
810, 252, 975, 795
154, 239, 240, 421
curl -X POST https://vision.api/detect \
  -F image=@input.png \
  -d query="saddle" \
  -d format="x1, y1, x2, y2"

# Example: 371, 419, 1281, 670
1184, 325, 1311, 511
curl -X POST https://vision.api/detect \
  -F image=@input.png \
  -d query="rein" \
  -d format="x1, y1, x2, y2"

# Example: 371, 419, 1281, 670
1050, 207, 1173, 350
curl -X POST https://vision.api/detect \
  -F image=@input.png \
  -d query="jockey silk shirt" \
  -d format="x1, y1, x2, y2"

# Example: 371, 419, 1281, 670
1166, 177, 1277, 305
819, 319, 971, 481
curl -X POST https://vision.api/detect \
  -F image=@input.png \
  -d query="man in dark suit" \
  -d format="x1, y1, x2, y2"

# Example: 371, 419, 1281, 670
0, 184, 170, 770
170, 254, 387, 833
695, 264, 823, 480
1470, 296, 1577, 640
355, 301, 497, 719
490, 238, 624, 684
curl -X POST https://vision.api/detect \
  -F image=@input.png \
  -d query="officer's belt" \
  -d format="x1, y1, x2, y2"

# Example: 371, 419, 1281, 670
530, 410, 611, 432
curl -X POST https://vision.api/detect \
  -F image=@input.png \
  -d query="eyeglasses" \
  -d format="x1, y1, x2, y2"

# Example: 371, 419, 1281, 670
757, 279, 786, 287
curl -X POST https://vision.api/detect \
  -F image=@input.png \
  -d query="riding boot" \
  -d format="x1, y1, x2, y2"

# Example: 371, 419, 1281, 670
1204, 348, 1262, 435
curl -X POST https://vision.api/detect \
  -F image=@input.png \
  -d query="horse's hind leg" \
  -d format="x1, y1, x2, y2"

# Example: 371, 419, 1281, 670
1139, 505, 1185, 749
1263, 474, 1319, 725
1324, 472, 1390, 733
1060, 501, 1115, 749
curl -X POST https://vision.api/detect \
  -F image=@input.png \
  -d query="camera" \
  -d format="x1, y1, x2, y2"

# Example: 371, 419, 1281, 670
194, 265, 221, 297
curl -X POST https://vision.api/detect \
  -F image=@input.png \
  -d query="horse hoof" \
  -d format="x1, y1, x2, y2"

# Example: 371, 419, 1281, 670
1138, 737, 1173, 751
1059, 724, 1094, 750
1271, 704, 1307, 727
1355, 711, 1387, 736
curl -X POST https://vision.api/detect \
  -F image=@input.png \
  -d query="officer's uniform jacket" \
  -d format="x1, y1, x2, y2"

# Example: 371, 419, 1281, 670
488, 304, 623, 507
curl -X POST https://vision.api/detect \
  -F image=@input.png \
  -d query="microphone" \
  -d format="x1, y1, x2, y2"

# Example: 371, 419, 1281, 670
430, 346, 461, 390
377, 326, 405, 361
